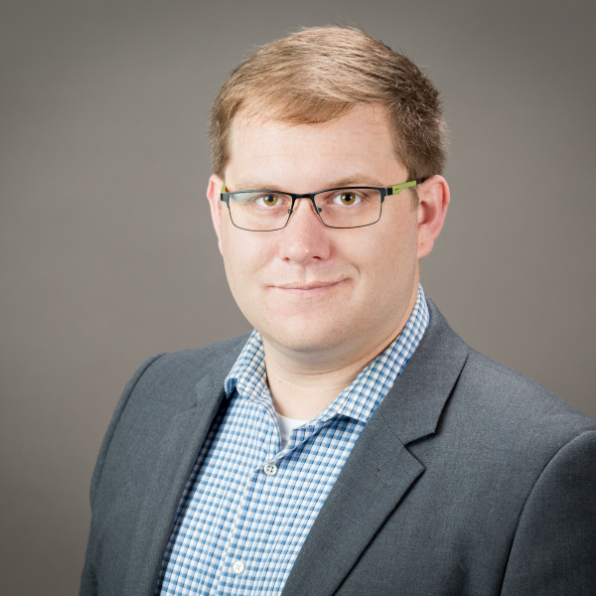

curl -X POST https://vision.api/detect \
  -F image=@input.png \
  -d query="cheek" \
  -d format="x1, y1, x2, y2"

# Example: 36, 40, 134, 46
356, 214, 418, 296
220, 222, 273, 291
367, 209, 418, 265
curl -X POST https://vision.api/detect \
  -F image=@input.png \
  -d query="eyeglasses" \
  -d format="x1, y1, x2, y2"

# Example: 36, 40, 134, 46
220, 180, 420, 232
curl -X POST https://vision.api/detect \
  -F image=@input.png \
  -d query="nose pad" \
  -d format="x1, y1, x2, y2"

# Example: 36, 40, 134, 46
288, 197, 323, 219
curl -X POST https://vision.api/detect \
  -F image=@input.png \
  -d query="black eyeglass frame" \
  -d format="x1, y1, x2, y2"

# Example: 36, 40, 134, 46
220, 180, 424, 232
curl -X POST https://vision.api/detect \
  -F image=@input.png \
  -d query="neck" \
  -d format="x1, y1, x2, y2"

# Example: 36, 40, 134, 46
262, 283, 419, 420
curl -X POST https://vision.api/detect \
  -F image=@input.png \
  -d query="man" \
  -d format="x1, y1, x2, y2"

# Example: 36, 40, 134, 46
80, 27, 596, 596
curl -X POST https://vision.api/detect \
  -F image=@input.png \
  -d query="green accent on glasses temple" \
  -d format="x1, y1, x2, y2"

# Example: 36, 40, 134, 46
392, 180, 417, 194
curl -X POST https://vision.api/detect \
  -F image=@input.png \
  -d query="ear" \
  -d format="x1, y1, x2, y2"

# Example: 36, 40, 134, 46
206, 174, 225, 254
416, 175, 450, 259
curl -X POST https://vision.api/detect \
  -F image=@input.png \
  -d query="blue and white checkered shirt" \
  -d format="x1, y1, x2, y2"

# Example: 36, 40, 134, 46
158, 286, 429, 596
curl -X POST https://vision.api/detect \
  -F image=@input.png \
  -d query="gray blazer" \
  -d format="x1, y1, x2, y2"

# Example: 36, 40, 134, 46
80, 299, 596, 595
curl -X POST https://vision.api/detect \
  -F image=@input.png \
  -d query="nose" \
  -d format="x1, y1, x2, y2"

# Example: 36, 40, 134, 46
277, 197, 331, 264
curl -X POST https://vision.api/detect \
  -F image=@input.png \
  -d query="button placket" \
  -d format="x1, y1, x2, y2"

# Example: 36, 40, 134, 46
222, 466, 261, 586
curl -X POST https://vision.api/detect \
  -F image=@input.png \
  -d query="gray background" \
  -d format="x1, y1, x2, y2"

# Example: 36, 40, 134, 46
1, 0, 594, 593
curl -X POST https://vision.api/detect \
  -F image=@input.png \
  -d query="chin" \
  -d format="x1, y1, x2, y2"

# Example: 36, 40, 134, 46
259, 315, 352, 354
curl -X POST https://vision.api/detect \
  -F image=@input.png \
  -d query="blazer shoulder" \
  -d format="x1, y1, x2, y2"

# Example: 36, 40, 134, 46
146, 332, 251, 379
454, 346, 596, 447
118, 332, 251, 415
397, 297, 595, 451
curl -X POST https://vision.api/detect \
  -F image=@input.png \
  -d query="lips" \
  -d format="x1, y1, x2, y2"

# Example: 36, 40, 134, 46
274, 279, 347, 291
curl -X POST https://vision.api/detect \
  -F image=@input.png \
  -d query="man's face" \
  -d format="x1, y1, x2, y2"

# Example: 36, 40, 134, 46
207, 104, 428, 367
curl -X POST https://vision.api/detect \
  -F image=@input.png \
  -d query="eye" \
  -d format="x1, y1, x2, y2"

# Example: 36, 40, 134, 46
256, 194, 280, 207
332, 192, 362, 206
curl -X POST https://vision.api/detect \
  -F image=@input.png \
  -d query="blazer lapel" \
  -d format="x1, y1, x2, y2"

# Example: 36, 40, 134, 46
281, 414, 424, 596
282, 299, 469, 596
123, 349, 242, 595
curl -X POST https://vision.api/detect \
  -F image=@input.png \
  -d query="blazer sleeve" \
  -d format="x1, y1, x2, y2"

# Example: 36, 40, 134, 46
79, 353, 164, 596
500, 430, 596, 596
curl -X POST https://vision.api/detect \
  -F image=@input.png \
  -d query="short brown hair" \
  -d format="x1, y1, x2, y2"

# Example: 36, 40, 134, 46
210, 26, 447, 181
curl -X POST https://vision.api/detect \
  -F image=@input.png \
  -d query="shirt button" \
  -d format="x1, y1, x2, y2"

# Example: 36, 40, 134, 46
232, 560, 245, 575
263, 462, 278, 476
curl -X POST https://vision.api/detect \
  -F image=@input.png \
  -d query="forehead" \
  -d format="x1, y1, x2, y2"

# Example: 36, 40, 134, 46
225, 104, 406, 191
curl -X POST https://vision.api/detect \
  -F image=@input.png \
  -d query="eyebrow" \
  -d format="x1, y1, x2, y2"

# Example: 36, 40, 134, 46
328, 175, 384, 188
228, 175, 384, 192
